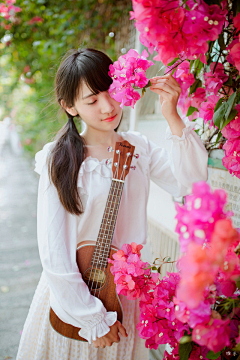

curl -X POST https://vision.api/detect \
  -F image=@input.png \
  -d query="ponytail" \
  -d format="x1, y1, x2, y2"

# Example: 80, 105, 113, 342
49, 48, 115, 215
47, 115, 87, 215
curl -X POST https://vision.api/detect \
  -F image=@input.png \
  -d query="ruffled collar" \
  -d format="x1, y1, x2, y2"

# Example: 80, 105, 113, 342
79, 131, 147, 178
34, 131, 147, 179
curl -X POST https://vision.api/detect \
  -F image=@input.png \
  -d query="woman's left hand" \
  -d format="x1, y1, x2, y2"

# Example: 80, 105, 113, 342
149, 74, 181, 121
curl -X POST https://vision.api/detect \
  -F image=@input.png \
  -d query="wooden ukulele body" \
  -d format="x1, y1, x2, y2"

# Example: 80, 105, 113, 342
50, 140, 135, 342
49, 240, 123, 341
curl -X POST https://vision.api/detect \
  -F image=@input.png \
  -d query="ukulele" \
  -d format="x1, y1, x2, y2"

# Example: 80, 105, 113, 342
50, 140, 136, 341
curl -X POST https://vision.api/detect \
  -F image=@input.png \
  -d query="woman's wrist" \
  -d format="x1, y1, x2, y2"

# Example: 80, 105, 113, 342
165, 112, 186, 137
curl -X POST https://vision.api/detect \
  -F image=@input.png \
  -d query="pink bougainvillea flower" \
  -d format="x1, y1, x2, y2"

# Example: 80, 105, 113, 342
188, 344, 209, 360
116, 274, 135, 294
199, 94, 219, 128
217, 279, 237, 297
130, 0, 227, 65
223, 138, 240, 156
28, 16, 44, 25
175, 181, 231, 252
176, 217, 240, 308
173, 60, 195, 93
204, 63, 228, 95
190, 87, 207, 109
108, 49, 154, 108
233, 13, 240, 33
192, 318, 231, 353
229, 40, 240, 72
130, 242, 143, 255
222, 154, 240, 179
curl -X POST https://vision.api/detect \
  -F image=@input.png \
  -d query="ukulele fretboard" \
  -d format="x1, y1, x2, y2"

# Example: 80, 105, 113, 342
91, 179, 124, 267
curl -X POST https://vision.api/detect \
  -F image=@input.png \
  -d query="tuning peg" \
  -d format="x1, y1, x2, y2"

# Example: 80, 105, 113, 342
130, 166, 136, 170
105, 159, 112, 165
107, 146, 114, 152
134, 154, 139, 159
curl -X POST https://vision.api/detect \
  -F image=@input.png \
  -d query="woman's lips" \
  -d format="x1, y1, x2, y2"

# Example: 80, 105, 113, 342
103, 114, 117, 122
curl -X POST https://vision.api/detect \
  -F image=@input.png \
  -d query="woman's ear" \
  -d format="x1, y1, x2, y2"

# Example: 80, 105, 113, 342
60, 99, 78, 117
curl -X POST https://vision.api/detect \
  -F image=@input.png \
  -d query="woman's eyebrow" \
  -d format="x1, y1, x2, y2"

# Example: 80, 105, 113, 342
82, 93, 95, 100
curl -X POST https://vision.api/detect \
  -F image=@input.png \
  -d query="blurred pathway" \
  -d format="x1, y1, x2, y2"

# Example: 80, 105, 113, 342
0, 140, 42, 360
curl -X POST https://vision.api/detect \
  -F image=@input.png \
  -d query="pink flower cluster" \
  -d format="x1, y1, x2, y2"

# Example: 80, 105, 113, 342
169, 60, 227, 126
174, 182, 240, 353
108, 49, 154, 108
227, 14, 240, 72
168, 60, 195, 117
108, 242, 158, 300
176, 218, 240, 308
204, 63, 228, 95
28, 16, 44, 25
175, 181, 232, 253
130, 0, 227, 65
108, 243, 189, 354
199, 94, 219, 129
110, 182, 240, 357
0, 0, 21, 20
222, 104, 240, 179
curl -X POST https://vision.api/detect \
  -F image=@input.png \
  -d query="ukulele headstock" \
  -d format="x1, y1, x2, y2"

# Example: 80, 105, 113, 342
111, 141, 135, 181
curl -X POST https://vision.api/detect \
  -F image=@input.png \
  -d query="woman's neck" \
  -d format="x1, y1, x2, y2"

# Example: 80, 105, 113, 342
81, 128, 121, 148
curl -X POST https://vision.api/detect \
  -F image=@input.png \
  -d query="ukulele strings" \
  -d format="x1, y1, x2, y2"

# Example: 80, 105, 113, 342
94, 155, 128, 298
86, 181, 116, 290
88, 151, 121, 293
95, 180, 123, 298
91, 152, 121, 296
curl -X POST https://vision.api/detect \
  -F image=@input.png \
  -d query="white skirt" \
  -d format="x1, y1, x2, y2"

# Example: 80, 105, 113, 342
16, 272, 148, 360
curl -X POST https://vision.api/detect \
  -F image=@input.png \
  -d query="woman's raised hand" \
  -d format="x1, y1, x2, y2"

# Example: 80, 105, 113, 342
92, 320, 128, 349
149, 73, 181, 121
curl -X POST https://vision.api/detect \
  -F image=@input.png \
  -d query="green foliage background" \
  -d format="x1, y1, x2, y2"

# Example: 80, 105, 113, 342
0, 0, 131, 154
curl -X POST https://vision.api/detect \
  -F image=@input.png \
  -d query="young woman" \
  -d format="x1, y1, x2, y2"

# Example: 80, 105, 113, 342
16, 48, 208, 360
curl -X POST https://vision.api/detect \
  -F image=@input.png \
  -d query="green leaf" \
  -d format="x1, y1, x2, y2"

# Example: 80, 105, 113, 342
187, 106, 198, 117
225, 92, 237, 120
185, 4, 190, 10
179, 336, 192, 344
189, 79, 202, 95
222, 108, 238, 129
206, 351, 221, 359
213, 102, 228, 129
215, 131, 222, 146
214, 98, 224, 112
179, 342, 193, 360
189, 60, 194, 71
192, 57, 204, 76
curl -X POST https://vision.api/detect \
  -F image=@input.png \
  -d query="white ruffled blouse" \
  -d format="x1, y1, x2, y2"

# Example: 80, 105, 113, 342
34, 120, 208, 343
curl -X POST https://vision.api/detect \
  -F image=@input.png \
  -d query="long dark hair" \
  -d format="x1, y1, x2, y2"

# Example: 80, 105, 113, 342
47, 48, 115, 215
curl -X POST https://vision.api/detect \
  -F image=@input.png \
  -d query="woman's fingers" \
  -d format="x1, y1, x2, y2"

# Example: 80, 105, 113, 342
150, 74, 181, 92
150, 85, 179, 102
117, 322, 128, 337
92, 321, 127, 348
150, 79, 181, 94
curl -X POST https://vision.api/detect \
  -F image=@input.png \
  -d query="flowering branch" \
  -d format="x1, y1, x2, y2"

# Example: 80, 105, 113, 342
130, 0, 240, 179
109, 182, 240, 359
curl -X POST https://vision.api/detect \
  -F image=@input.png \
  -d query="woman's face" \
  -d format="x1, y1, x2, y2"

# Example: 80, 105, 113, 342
67, 81, 123, 132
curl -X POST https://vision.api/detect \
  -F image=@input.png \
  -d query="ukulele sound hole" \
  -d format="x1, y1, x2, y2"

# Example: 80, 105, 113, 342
83, 268, 107, 290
